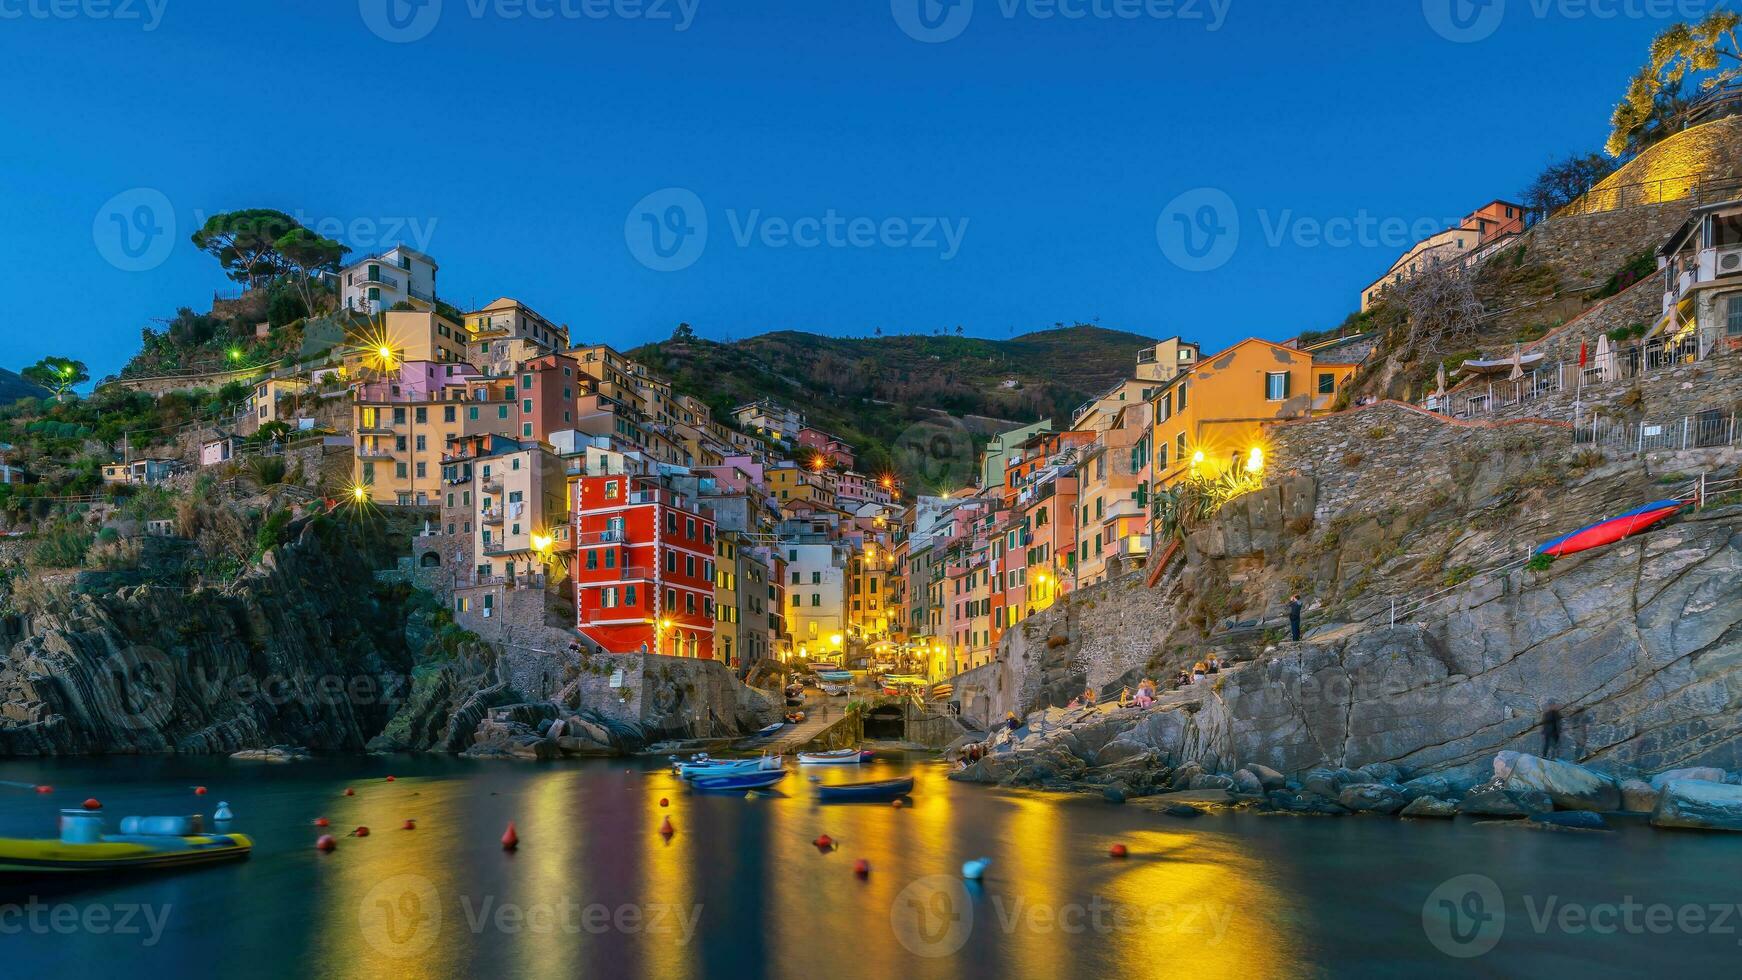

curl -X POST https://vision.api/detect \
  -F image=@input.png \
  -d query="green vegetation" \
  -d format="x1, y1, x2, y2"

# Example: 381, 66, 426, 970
21, 357, 89, 401
1593, 250, 1659, 300
630, 323, 1155, 481
1608, 12, 1741, 157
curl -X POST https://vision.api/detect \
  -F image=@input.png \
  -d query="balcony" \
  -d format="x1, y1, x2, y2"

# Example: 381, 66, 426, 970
355, 267, 403, 289
356, 446, 396, 459
576, 528, 627, 545
481, 510, 504, 525
481, 478, 503, 495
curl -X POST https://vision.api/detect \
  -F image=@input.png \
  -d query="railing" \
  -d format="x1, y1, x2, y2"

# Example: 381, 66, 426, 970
1556, 173, 1742, 220
356, 446, 396, 459
1390, 555, 1532, 626
575, 528, 627, 545
1440, 331, 1715, 420
1573, 411, 1739, 456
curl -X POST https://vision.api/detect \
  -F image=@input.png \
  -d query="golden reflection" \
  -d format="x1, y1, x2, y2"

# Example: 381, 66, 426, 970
641, 767, 696, 980
313, 776, 469, 980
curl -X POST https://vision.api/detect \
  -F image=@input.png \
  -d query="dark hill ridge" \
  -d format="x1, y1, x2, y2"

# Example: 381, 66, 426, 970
630, 324, 1156, 474
0, 368, 50, 406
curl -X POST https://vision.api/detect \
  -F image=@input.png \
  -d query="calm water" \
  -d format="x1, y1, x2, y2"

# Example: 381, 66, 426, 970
3, 754, 1739, 979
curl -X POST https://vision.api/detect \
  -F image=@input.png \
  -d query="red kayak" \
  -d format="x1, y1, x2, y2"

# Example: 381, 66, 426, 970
1535, 499, 1683, 558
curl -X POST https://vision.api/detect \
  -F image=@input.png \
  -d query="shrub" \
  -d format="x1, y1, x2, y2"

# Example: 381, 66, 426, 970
27, 524, 94, 568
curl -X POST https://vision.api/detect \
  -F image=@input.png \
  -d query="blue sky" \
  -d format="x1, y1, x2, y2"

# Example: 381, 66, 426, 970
0, 0, 1705, 381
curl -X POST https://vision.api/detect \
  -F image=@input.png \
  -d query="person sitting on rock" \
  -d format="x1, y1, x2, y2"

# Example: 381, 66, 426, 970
1081, 687, 1097, 708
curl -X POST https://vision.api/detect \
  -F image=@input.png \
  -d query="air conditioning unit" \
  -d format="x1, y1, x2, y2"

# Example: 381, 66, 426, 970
1718, 249, 1742, 274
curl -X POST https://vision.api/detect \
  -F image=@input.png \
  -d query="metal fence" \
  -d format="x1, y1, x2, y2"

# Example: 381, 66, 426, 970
1573, 411, 1739, 456
1439, 331, 1714, 420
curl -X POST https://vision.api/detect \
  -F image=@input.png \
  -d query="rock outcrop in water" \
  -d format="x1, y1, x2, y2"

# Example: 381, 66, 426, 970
0, 521, 420, 755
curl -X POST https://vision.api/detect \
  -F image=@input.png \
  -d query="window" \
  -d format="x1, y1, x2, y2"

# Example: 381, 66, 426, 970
586, 551, 598, 570
605, 480, 619, 499
1265, 372, 1290, 400
1318, 372, 1335, 395
1176, 432, 1187, 460
602, 587, 618, 609
1157, 443, 1168, 470
604, 549, 616, 569
1729, 295, 1742, 337
685, 555, 696, 577
626, 585, 637, 606
686, 593, 697, 613
811, 594, 821, 607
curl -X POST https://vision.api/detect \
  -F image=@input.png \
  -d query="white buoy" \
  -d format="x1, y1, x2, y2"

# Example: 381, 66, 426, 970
962, 858, 990, 880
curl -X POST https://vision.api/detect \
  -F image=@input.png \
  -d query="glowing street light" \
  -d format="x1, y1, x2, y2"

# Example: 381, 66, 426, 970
1246, 446, 1265, 474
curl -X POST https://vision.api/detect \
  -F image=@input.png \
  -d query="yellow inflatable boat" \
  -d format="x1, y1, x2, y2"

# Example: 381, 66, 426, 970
0, 808, 252, 876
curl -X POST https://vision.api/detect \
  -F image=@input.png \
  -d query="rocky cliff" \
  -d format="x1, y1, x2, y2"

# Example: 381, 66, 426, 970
0, 520, 423, 755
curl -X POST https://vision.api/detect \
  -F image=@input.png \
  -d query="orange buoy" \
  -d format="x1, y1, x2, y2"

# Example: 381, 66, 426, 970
1109, 843, 1128, 858
891, 799, 904, 808
194, 786, 208, 796
813, 834, 833, 849
315, 835, 337, 852
82, 798, 102, 810
402, 819, 416, 831
34, 785, 52, 794
354, 826, 371, 838
386, 775, 396, 782
853, 859, 870, 877
658, 816, 674, 836
659, 797, 669, 808
313, 817, 330, 828
343, 788, 354, 797
502, 822, 520, 850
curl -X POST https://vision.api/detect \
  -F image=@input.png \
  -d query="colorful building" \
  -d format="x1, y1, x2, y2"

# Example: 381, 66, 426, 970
571, 475, 717, 658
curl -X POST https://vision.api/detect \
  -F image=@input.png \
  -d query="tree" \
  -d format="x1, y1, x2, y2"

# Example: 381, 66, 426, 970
252, 420, 292, 446
1401, 261, 1485, 357
21, 356, 88, 401
1520, 152, 1618, 214
1607, 12, 1741, 157
274, 226, 347, 313
191, 209, 300, 287
670, 322, 696, 343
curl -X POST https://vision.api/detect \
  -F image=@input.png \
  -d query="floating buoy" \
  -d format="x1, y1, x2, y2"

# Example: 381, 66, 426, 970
34, 785, 51, 794
1109, 843, 1128, 859
315, 835, 336, 852
659, 797, 669, 808
813, 834, 833, 849
658, 816, 674, 837
194, 786, 207, 796
891, 799, 905, 809
353, 826, 371, 838
402, 819, 416, 831
853, 859, 870, 877
502, 822, 520, 850
82, 798, 102, 811
214, 802, 234, 821
343, 788, 354, 797
385, 775, 396, 782
962, 858, 989, 880
313, 817, 330, 828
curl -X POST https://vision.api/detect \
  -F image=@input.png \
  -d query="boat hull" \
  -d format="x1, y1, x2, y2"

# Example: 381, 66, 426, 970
689, 771, 787, 792
0, 833, 253, 875
817, 777, 914, 802
798, 750, 863, 766
1537, 499, 1682, 557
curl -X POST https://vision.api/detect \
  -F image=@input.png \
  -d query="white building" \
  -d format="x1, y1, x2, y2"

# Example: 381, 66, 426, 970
1659, 199, 1742, 352
340, 246, 439, 315
782, 540, 846, 659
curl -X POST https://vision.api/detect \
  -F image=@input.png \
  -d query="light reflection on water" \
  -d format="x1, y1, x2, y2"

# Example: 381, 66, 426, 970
4, 754, 1741, 979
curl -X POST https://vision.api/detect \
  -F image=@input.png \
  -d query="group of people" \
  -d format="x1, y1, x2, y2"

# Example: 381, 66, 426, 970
1172, 655, 1224, 689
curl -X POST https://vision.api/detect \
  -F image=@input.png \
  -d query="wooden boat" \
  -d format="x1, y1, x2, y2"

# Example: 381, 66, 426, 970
817, 776, 914, 803
753, 722, 784, 737
814, 670, 854, 683
688, 769, 787, 792
1, 810, 251, 876
819, 682, 851, 697
678, 756, 782, 779
1536, 499, 1682, 557
797, 748, 864, 765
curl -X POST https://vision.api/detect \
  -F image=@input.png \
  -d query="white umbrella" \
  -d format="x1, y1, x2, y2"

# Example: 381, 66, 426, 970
1594, 333, 1611, 383
1507, 345, 1525, 382
1434, 362, 1447, 398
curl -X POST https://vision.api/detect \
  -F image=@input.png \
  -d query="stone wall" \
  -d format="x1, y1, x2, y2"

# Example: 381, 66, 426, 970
1265, 400, 1569, 524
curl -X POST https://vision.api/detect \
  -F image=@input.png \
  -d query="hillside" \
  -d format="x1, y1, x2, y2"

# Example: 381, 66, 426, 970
0, 369, 49, 406
631, 324, 1157, 474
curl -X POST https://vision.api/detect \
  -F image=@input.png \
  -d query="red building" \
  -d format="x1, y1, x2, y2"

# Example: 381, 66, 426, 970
571, 474, 717, 658
516, 353, 584, 443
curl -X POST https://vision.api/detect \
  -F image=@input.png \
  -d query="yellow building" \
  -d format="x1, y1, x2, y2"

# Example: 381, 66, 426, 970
1149, 338, 1356, 487
847, 546, 893, 640
767, 461, 834, 505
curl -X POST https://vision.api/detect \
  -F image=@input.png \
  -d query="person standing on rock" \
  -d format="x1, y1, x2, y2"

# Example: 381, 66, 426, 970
1287, 595, 1303, 642
1540, 702, 1563, 759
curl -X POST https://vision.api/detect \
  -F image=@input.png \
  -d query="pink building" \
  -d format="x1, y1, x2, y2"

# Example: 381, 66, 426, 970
353, 360, 480, 403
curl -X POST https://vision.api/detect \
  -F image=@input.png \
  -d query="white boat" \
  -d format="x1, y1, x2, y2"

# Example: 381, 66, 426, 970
819, 683, 851, 697
797, 749, 867, 766
677, 756, 784, 779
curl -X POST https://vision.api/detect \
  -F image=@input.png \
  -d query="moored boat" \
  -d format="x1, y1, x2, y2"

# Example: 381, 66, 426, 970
797, 748, 864, 765
753, 722, 784, 737
688, 770, 787, 792
0, 808, 252, 877
817, 776, 914, 803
